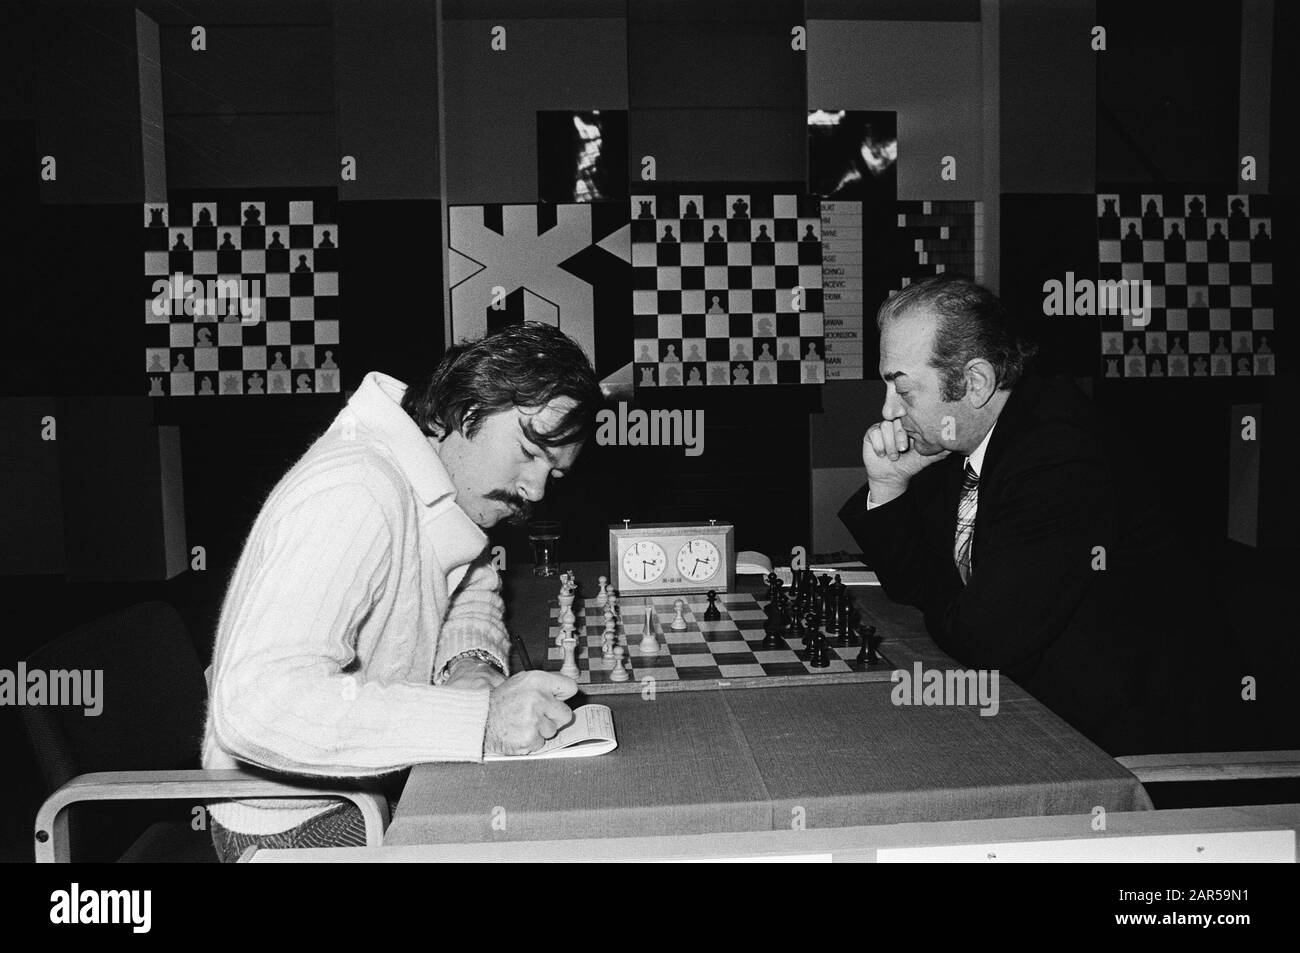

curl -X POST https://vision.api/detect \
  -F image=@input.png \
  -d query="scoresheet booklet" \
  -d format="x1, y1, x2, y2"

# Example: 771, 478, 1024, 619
484, 704, 617, 761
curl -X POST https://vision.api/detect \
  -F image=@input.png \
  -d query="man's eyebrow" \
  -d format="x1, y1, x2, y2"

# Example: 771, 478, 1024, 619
518, 418, 567, 471
882, 370, 909, 383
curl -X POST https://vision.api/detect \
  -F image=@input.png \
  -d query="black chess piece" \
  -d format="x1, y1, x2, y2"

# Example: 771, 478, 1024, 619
854, 624, 881, 665
762, 601, 783, 649
703, 589, 721, 622
811, 632, 830, 668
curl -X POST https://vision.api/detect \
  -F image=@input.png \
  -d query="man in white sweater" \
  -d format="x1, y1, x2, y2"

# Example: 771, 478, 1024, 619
202, 323, 601, 859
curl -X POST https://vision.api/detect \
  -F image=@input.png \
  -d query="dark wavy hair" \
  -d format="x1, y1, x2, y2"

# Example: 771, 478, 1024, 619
401, 322, 601, 447
877, 275, 1038, 401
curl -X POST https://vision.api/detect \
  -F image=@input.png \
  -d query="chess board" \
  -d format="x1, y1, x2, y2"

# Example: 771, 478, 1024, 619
545, 592, 905, 695
631, 193, 826, 387
1097, 193, 1274, 378
144, 192, 341, 396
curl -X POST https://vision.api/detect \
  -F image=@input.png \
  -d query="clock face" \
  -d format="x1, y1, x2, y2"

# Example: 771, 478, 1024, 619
676, 538, 721, 582
622, 540, 667, 583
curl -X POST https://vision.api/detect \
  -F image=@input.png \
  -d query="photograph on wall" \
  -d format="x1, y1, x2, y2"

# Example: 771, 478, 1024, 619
807, 110, 897, 202
537, 110, 629, 204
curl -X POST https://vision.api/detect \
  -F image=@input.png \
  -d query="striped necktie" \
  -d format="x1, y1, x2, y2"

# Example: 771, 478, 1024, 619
953, 461, 979, 584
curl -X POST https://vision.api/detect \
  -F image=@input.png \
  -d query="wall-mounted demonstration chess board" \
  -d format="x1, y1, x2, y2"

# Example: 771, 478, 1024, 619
1097, 193, 1273, 379
144, 193, 341, 396
631, 193, 826, 387
545, 592, 904, 695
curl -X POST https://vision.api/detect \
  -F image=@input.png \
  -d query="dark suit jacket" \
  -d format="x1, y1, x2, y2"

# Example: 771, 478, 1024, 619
839, 375, 1182, 755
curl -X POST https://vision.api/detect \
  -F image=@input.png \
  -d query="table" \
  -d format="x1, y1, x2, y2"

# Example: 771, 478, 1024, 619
250, 805, 1300, 862
383, 561, 1152, 846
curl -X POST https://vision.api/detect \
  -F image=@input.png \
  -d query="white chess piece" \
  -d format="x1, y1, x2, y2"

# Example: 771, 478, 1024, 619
560, 636, 580, 680
609, 643, 629, 682
639, 604, 659, 655
671, 598, 687, 631
596, 575, 608, 607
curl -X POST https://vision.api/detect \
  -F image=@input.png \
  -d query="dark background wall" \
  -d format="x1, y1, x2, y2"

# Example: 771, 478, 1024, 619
0, 0, 1296, 859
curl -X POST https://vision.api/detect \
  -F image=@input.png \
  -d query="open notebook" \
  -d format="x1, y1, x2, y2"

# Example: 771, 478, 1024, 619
485, 704, 617, 761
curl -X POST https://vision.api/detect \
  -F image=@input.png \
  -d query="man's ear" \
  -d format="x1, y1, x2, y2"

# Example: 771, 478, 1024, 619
964, 359, 998, 408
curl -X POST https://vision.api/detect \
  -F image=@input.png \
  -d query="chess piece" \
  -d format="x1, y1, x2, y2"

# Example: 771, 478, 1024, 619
703, 590, 721, 622
639, 606, 660, 655
855, 624, 880, 665
802, 224, 818, 242
671, 599, 687, 631
248, 373, 265, 395
295, 373, 313, 393
271, 351, 287, 371
244, 204, 262, 225
596, 575, 608, 607
661, 225, 677, 243
318, 230, 335, 248
560, 636, 580, 680
683, 200, 699, 219
762, 601, 783, 649
220, 232, 237, 250
196, 207, 213, 227
148, 377, 164, 397
731, 197, 749, 218
268, 231, 285, 250
321, 350, 337, 370
687, 367, 703, 385
707, 295, 725, 315
609, 643, 629, 682
198, 376, 214, 395
755, 225, 771, 242
708, 225, 724, 242
732, 365, 750, 384
295, 255, 312, 273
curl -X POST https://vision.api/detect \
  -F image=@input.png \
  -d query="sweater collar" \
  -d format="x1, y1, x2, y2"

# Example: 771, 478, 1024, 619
344, 372, 488, 563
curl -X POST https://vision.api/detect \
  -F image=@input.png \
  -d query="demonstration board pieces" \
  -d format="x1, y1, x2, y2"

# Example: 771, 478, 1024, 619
144, 195, 341, 396
546, 591, 901, 695
894, 200, 983, 290
631, 193, 826, 387
1097, 193, 1274, 378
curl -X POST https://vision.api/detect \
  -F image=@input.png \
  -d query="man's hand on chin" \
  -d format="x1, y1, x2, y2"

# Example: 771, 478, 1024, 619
863, 420, 951, 506
442, 658, 507, 692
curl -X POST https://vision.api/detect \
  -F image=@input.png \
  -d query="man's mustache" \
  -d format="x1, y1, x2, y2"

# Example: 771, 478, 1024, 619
485, 489, 532, 524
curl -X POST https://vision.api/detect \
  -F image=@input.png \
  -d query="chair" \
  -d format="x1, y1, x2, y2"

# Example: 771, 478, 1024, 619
23, 602, 387, 862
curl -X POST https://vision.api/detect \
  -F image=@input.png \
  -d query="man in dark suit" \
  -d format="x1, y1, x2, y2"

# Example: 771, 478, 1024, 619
839, 275, 1233, 755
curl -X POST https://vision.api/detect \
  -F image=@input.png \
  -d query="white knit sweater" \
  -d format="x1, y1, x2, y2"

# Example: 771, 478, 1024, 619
201, 372, 511, 834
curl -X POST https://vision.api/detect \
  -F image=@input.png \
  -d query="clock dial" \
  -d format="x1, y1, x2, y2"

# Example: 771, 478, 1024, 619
622, 540, 667, 583
676, 538, 721, 582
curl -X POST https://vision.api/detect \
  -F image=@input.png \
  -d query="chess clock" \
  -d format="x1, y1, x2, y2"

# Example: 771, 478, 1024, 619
609, 521, 736, 597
